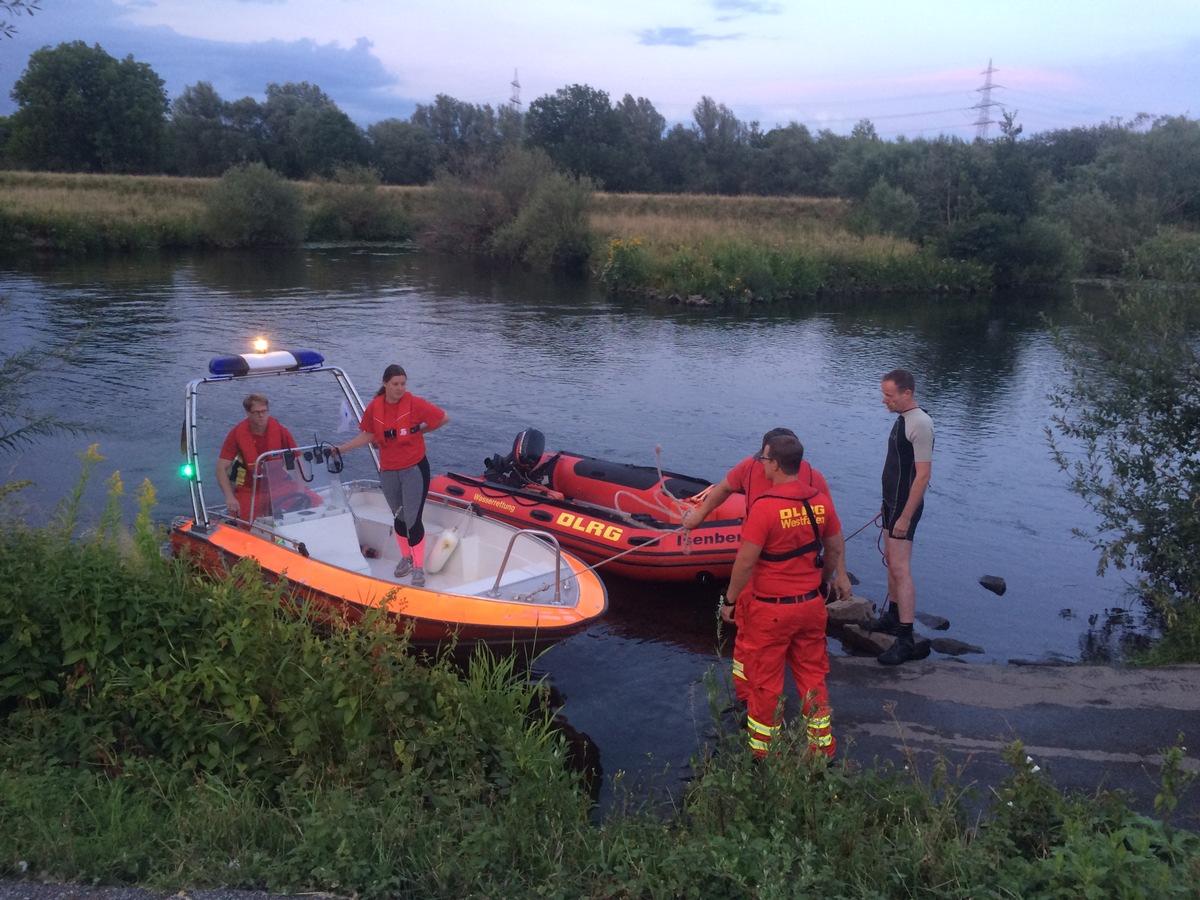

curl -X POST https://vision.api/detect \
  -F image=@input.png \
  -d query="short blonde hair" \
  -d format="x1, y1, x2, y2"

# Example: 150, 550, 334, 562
242, 393, 269, 412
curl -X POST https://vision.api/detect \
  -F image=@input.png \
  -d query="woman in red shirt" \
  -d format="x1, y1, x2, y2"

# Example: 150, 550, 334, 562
337, 364, 449, 587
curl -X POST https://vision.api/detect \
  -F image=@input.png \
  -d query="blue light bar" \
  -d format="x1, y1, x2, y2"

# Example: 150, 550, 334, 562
208, 349, 325, 377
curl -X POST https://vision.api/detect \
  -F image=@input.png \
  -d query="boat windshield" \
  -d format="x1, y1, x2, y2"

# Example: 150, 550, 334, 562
241, 443, 351, 524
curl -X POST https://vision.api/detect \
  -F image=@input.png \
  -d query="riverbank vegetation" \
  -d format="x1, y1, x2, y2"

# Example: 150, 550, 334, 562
3, 40, 1200, 294
1049, 283, 1200, 665
1, 453, 1198, 898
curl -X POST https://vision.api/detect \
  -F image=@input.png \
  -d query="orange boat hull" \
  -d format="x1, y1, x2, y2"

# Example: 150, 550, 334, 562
169, 518, 606, 649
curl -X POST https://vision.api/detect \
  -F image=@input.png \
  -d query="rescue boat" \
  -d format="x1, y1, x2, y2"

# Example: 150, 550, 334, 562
169, 346, 607, 648
430, 430, 746, 583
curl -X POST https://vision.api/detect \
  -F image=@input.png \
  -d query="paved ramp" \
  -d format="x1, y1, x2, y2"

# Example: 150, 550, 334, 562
828, 658, 1200, 830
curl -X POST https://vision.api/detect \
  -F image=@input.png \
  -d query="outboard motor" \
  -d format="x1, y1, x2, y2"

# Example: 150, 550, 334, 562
511, 428, 546, 476
483, 428, 547, 485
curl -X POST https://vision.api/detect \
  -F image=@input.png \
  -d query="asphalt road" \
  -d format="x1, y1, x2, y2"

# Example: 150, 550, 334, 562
828, 657, 1200, 831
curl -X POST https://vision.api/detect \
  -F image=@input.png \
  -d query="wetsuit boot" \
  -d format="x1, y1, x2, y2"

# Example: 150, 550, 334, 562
865, 602, 901, 635
877, 623, 930, 665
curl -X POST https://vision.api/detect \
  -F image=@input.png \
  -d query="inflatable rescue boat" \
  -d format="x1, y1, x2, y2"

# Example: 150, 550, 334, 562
430, 430, 746, 583
170, 346, 607, 648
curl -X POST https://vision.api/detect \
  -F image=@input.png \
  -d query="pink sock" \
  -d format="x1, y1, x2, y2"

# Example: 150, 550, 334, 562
395, 534, 411, 558
412, 538, 426, 567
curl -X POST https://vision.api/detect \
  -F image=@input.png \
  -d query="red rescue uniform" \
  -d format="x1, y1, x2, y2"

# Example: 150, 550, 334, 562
218, 417, 297, 519
739, 481, 841, 757
725, 455, 830, 702
358, 392, 445, 472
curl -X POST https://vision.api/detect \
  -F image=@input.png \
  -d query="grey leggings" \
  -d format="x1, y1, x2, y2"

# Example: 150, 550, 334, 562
380, 456, 431, 545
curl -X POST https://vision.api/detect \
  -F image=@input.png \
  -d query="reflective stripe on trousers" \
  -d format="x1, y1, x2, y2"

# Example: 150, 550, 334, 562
738, 593, 834, 757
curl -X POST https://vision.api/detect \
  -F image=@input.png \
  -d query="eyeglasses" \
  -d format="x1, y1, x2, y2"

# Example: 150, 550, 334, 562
757, 453, 775, 464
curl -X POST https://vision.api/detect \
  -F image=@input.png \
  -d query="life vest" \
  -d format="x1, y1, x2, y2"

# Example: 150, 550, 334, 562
752, 484, 825, 569
229, 417, 289, 490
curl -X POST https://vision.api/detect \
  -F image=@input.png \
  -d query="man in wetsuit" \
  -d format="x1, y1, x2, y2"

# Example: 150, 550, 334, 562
873, 369, 934, 666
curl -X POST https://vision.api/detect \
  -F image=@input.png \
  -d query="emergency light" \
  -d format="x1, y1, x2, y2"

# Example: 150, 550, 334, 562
207, 344, 325, 377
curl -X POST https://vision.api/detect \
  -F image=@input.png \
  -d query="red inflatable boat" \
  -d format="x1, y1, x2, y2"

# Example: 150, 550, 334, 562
430, 430, 746, 583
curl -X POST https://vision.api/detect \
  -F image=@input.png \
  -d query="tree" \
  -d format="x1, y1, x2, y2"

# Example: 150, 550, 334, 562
258, 81, 366, 179
367, 118, 437, 184
748, 122, 826, 196
689, 96, 749, 194
1048, 286, 1200, 627
525, 84, 624, 188
166, 82, 236, 177
411, 94, 505, 174
825, 119, 889, 200
1, 0, 39, 39
610, 94, 665, 192
658, 123, 702, 192
8, 41, 168, 172
1091, 116, 1200, 231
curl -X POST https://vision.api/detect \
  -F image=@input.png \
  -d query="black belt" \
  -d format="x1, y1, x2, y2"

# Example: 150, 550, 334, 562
755, 587, 821, 604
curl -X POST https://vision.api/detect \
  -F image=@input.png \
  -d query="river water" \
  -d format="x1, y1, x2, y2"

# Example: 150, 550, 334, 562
1, 246, 1136, 802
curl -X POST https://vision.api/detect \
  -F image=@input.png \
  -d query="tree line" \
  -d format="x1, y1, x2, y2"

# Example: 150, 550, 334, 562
2, 40, 1200, 283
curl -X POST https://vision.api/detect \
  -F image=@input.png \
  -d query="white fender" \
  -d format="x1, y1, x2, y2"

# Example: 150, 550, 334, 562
424, 527, 460, 573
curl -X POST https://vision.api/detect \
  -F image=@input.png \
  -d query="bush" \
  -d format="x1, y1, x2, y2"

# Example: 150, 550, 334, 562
424, 147, 595, 272
488, 169, 594, 273
204, 162, 306, 247
940, 212, 1081, 286
1126, 227, 1200, 282
306, 165, 414, 241
851, 177, 920, 239
994, 216, 1083, 285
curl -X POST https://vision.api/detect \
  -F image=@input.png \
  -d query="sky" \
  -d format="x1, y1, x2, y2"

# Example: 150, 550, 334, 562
0, 0, 1197, 140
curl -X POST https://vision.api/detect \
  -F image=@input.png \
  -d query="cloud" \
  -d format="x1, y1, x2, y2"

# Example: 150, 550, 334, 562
0, 1, 421, 124
637, 27, 742, 48
712, 0, 783, 17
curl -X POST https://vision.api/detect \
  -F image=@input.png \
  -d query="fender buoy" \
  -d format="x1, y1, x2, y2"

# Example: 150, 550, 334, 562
425, 527, 460, 574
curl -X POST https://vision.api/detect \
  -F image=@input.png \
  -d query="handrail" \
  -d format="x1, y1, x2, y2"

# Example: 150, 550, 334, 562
487, 529, 566, 604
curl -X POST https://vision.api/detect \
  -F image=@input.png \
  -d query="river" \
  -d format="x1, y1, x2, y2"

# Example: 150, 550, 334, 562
0, 246, 1137, 805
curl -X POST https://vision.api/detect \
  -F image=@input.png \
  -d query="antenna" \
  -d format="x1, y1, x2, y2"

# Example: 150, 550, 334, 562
972, 59, 1003, 140
509, 69, 521, 111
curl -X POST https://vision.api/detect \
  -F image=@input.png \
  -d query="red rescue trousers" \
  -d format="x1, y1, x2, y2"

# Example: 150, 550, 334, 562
738, 593, 834, 758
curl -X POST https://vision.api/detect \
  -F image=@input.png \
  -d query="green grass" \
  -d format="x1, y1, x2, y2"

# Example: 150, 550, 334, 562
1, 452, 1197, 898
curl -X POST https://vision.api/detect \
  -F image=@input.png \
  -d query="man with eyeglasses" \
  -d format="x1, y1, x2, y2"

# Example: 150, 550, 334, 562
216, 392, 298, 521
719, 433, 849, 758
682, 427, 850, 710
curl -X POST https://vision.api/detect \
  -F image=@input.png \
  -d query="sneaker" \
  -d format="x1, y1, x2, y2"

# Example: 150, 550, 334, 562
393, 556, 413, 578
877, 634, 931, 666
864, 604, 901, 635
410, 566, 426, 588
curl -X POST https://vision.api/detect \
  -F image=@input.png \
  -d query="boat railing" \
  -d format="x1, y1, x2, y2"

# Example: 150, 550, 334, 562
488, 529, 568, 604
